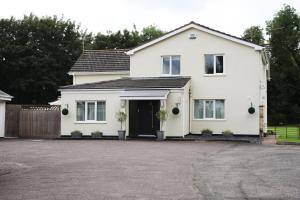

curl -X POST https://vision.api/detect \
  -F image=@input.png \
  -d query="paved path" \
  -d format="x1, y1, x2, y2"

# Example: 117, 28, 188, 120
262, 135, 276, 145
0, 139, 299, 200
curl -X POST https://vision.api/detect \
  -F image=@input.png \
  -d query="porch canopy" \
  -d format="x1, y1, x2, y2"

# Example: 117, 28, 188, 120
120, 90, 169, 100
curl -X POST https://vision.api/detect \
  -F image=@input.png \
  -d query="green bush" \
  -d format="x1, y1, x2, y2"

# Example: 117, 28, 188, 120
222, 129, 234, 137
115, 111, 127, 130
71, 130, 82, 138
91, 130, 102, 135
201, 129, 213, 135
71, 130, 82, 135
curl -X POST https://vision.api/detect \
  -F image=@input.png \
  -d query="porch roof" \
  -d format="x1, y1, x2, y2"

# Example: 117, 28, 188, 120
0, 90, 12, 101
60, 77, 191, 90
120, 90, 169, 100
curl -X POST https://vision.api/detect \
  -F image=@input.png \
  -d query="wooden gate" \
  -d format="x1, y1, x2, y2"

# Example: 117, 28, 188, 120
5, 105, 61, 138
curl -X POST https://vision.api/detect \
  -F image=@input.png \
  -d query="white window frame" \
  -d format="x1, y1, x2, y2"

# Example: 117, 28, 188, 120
193, 99, 225, 120
204, 54, 224, 75
76, 100, 106, 123
161, 55, 181, 76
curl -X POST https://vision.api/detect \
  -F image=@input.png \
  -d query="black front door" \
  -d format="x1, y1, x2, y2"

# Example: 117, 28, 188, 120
129, 100, 160, 137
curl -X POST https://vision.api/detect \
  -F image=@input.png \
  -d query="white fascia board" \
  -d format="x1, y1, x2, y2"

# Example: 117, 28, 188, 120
126, 24, 263, 55
120, 96, 168, 100
68, 71, 130, 76
59, 88, 184, 93
0, 95, 13, 101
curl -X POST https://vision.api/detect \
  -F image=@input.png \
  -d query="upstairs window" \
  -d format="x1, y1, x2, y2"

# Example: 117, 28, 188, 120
204, 55, 224, 74
162, 56, 180, 75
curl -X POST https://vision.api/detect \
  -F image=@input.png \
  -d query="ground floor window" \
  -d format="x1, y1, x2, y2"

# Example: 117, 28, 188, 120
76, 101, 106, 122
194, 99, 224, 119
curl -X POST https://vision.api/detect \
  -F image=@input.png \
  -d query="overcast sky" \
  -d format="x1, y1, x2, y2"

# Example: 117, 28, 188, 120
1, 0, 299, 37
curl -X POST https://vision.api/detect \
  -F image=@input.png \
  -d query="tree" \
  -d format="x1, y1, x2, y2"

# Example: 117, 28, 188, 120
140, 25, 164, 43
92, 25, 164, 49
242, 26, 265, 45
0, 14, 84, 104
266, 5, 300, 124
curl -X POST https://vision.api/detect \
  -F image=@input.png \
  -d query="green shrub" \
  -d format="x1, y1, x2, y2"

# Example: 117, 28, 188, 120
222, 129, 234, 137
71, 130, 82, 135
115, 111, 127, 130
156, 109, 168, 131
71, 130, 82, 138
201, 129, 213, 135
91, 130, 103, 135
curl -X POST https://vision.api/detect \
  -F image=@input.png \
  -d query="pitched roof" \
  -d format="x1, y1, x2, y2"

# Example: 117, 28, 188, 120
126, 21, 264, 55
0, 90, 12, 101
69, 49, 130, 72
60, 77, 191, 90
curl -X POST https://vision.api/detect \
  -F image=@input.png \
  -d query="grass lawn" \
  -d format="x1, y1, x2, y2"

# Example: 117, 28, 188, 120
268, 126, 300, 143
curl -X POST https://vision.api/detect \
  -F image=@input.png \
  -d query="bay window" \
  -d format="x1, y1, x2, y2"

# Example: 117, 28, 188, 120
194, 99, 225, 119
76, 101, 106, 122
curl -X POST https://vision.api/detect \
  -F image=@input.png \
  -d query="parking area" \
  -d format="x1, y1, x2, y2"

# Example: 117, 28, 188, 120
0, 139, 299, 200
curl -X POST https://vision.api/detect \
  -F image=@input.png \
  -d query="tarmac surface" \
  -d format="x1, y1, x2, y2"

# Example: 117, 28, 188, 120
0, 139, 299, 200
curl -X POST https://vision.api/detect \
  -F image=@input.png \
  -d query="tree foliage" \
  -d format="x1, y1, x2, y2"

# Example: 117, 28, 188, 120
92, 25, 164, 49
242, 26, 265, 45
0, 14, 83, 104
0, 14, 164, 104
266, 5, 300, 124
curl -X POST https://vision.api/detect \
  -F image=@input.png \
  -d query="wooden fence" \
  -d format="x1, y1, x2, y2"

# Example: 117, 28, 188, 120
5, 104, 61, 138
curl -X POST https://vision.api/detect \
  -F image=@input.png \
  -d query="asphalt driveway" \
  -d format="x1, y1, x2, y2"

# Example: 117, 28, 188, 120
0, 139, 299, 200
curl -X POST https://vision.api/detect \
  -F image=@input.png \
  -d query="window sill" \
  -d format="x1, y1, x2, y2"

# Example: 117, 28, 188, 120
193, 119, 226, 121
160, 74, 181, 77
203, 74, 226, 77
74, 121, 107, 124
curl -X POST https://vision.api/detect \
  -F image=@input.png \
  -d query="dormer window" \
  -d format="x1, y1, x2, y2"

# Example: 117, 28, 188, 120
162, 56, 180, 75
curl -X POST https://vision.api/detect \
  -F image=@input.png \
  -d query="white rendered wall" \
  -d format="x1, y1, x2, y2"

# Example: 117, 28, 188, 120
130, 28, 267, 135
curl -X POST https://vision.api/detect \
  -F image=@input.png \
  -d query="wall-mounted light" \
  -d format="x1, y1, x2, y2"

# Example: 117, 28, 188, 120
120, 100, 126, 108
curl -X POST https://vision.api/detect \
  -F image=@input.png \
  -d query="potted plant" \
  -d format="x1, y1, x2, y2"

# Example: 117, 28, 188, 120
91, 130, 103, 139
222, 129, 234, 137
201, 129, 213, 136
71, 130, 82, 139
115, 111, 127, 140
156, 109, 168, 141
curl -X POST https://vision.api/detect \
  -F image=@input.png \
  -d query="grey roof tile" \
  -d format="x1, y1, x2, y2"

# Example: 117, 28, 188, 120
60, 77, 190, 90
70, 49, 130, 72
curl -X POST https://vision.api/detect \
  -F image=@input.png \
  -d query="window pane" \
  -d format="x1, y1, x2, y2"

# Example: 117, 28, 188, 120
171, 56, 180, 75
205, 55, 214, 74
163, 57, 170, 74
87, 102, 95, 120
205, 100, 214, 118
97, 101, 106, 121
76, 101, 85, 121
215, 100, 224, 119
194, 100, 204, 119
216, 56, 223, 73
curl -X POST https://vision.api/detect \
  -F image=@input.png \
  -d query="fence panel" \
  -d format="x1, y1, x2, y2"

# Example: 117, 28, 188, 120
5, 105, 60, 138
268, 126, 300, 140
5, 104, 21, 137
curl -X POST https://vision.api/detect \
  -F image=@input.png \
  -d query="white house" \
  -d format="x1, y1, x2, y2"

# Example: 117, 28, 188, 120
59, 21, 269, 139
0, 90, 12, 138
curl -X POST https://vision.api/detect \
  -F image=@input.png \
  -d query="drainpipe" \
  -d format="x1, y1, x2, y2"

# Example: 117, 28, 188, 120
189, 88, 191, 134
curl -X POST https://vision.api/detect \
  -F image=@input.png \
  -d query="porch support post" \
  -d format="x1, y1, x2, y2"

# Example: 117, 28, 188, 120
121, 99, 129, 137
160, 99, 167, 139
